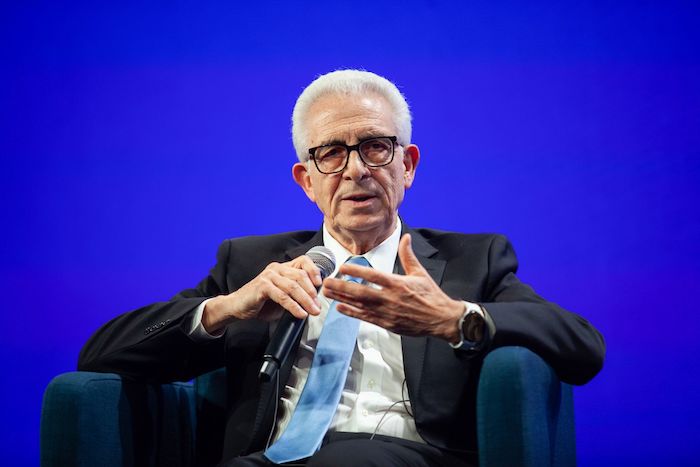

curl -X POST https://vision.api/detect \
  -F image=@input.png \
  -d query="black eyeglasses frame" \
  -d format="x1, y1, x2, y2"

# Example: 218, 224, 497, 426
307, 136, 398, 174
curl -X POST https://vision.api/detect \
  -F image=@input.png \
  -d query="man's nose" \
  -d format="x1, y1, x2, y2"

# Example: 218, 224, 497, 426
343, 149, 370, 179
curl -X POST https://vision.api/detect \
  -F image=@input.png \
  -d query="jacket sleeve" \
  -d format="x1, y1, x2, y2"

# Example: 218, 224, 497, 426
480, 235, 606, 385
77, 240, 233, 383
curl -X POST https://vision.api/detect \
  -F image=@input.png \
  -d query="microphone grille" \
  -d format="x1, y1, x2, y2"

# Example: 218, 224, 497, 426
306, 246, 336, 280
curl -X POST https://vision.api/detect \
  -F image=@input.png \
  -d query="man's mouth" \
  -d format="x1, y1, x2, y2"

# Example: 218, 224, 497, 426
341, 193, 378, 207
346, 194, 374, 202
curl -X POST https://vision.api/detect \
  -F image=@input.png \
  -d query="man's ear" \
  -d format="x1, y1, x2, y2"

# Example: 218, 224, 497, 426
402, 144, 420, 189
292, 161, 316, 202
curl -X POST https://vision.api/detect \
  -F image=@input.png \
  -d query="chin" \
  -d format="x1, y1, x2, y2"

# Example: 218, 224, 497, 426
337, 214, 392, 233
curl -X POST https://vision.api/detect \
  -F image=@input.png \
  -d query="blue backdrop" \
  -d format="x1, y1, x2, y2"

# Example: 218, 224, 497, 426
1, 2, 699, 465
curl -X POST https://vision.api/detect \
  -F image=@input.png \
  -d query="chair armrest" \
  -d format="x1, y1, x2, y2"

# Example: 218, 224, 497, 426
40, 372, 197, 467
477, 346, 576, 467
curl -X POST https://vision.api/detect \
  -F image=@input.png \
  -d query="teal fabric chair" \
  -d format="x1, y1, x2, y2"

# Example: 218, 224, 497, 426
40, 346, 575, 466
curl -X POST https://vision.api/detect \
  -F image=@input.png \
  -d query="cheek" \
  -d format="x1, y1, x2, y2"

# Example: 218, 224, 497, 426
388, 172, 407, 202
314, 177, 340, 209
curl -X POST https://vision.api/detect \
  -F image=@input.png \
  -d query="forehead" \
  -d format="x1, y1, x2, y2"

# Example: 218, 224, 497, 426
305, 92, 397, 147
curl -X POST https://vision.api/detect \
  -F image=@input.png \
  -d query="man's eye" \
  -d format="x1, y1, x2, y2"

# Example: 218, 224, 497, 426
319, 147, 344, 159
364, 140, 390, 151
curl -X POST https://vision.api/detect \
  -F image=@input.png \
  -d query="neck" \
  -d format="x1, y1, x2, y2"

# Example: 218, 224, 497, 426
325, 218, 398, 255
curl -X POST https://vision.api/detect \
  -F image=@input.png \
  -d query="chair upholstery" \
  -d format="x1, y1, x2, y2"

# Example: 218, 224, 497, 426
477, 346, 575, 466
41, 346, 575, 466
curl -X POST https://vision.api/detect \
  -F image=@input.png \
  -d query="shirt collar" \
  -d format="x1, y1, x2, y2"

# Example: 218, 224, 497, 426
322, 219, 402, 276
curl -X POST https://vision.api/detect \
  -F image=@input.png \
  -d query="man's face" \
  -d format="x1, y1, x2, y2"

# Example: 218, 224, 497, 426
293, 92, 419, 248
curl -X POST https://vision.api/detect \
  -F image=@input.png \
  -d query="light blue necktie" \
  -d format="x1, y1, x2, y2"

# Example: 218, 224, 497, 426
264, 256, 370, 464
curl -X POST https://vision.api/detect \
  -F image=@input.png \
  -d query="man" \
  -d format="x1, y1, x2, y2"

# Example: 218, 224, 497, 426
79, 69, 605, 466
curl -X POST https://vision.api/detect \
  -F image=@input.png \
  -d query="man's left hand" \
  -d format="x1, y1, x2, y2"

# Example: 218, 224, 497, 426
322, 233, 464, 342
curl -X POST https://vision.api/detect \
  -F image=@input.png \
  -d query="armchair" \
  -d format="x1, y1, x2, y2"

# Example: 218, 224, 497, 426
41, 346, 575, 466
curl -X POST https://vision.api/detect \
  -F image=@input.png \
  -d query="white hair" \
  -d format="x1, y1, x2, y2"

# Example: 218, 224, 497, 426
291, 69, 412, 162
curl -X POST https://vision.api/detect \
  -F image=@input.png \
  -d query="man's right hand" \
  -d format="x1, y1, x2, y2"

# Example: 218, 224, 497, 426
201, 255, 323, 335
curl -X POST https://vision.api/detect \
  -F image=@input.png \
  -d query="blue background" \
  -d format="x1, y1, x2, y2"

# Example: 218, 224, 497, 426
1, 2, 699, 465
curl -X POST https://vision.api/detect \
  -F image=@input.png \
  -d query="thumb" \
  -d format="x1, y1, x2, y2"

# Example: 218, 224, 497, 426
398, 234, 428, 276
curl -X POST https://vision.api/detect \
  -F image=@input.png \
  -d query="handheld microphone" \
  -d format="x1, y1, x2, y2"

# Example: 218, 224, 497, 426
259, 246, 336, 381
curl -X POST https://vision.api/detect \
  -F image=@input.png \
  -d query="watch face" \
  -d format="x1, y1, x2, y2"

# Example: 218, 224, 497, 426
464, 311, 485, 343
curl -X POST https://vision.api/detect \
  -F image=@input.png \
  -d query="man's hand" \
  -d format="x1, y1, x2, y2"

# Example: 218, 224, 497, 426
322, 234, 464, 342
202, 255, 323, 334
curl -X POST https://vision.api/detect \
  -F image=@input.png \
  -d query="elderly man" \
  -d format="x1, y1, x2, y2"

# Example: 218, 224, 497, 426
79, 70, 605, 466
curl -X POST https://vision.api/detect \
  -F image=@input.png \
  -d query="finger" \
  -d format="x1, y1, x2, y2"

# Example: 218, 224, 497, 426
285, 256, 321, 291
270, 274, 321, 316
271, 261, 319, 300
398, 234, 427, 276
336, 263, 393, 287
323, 278, 384, 307
334, 302, 365, 319
335, 302, 386, 329
297, 255, 323, 288
267, 286, 309, 319
283, 266, 319, 302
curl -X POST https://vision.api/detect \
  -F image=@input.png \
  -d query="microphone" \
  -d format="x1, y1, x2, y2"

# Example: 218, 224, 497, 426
259, 246, 336, 381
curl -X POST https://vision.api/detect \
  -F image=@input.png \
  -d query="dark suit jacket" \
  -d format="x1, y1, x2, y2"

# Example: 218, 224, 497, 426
78, 227, 605, 462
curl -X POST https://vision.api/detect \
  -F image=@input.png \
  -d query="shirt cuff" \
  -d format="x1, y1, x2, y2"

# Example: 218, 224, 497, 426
187, 298, 225, 341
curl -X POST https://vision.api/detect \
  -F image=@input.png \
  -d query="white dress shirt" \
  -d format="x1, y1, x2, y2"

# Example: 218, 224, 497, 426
189, 219, 425, 445
273, 219, 424, 444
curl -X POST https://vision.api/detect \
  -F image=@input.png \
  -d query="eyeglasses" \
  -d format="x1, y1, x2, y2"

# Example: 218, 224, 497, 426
307, 136, 398, 174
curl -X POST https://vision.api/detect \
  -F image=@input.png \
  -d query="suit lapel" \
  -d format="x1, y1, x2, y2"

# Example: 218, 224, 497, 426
283, 229, 325, 261
397, 225, 445, 406
396, 226, 445, 282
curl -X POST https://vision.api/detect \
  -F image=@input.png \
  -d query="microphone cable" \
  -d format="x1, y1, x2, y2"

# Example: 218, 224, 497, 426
369, 378, 413, 440
265, 376, 418, 449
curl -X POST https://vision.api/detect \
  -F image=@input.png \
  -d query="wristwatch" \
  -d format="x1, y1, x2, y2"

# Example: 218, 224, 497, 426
449, 301, 486, 350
